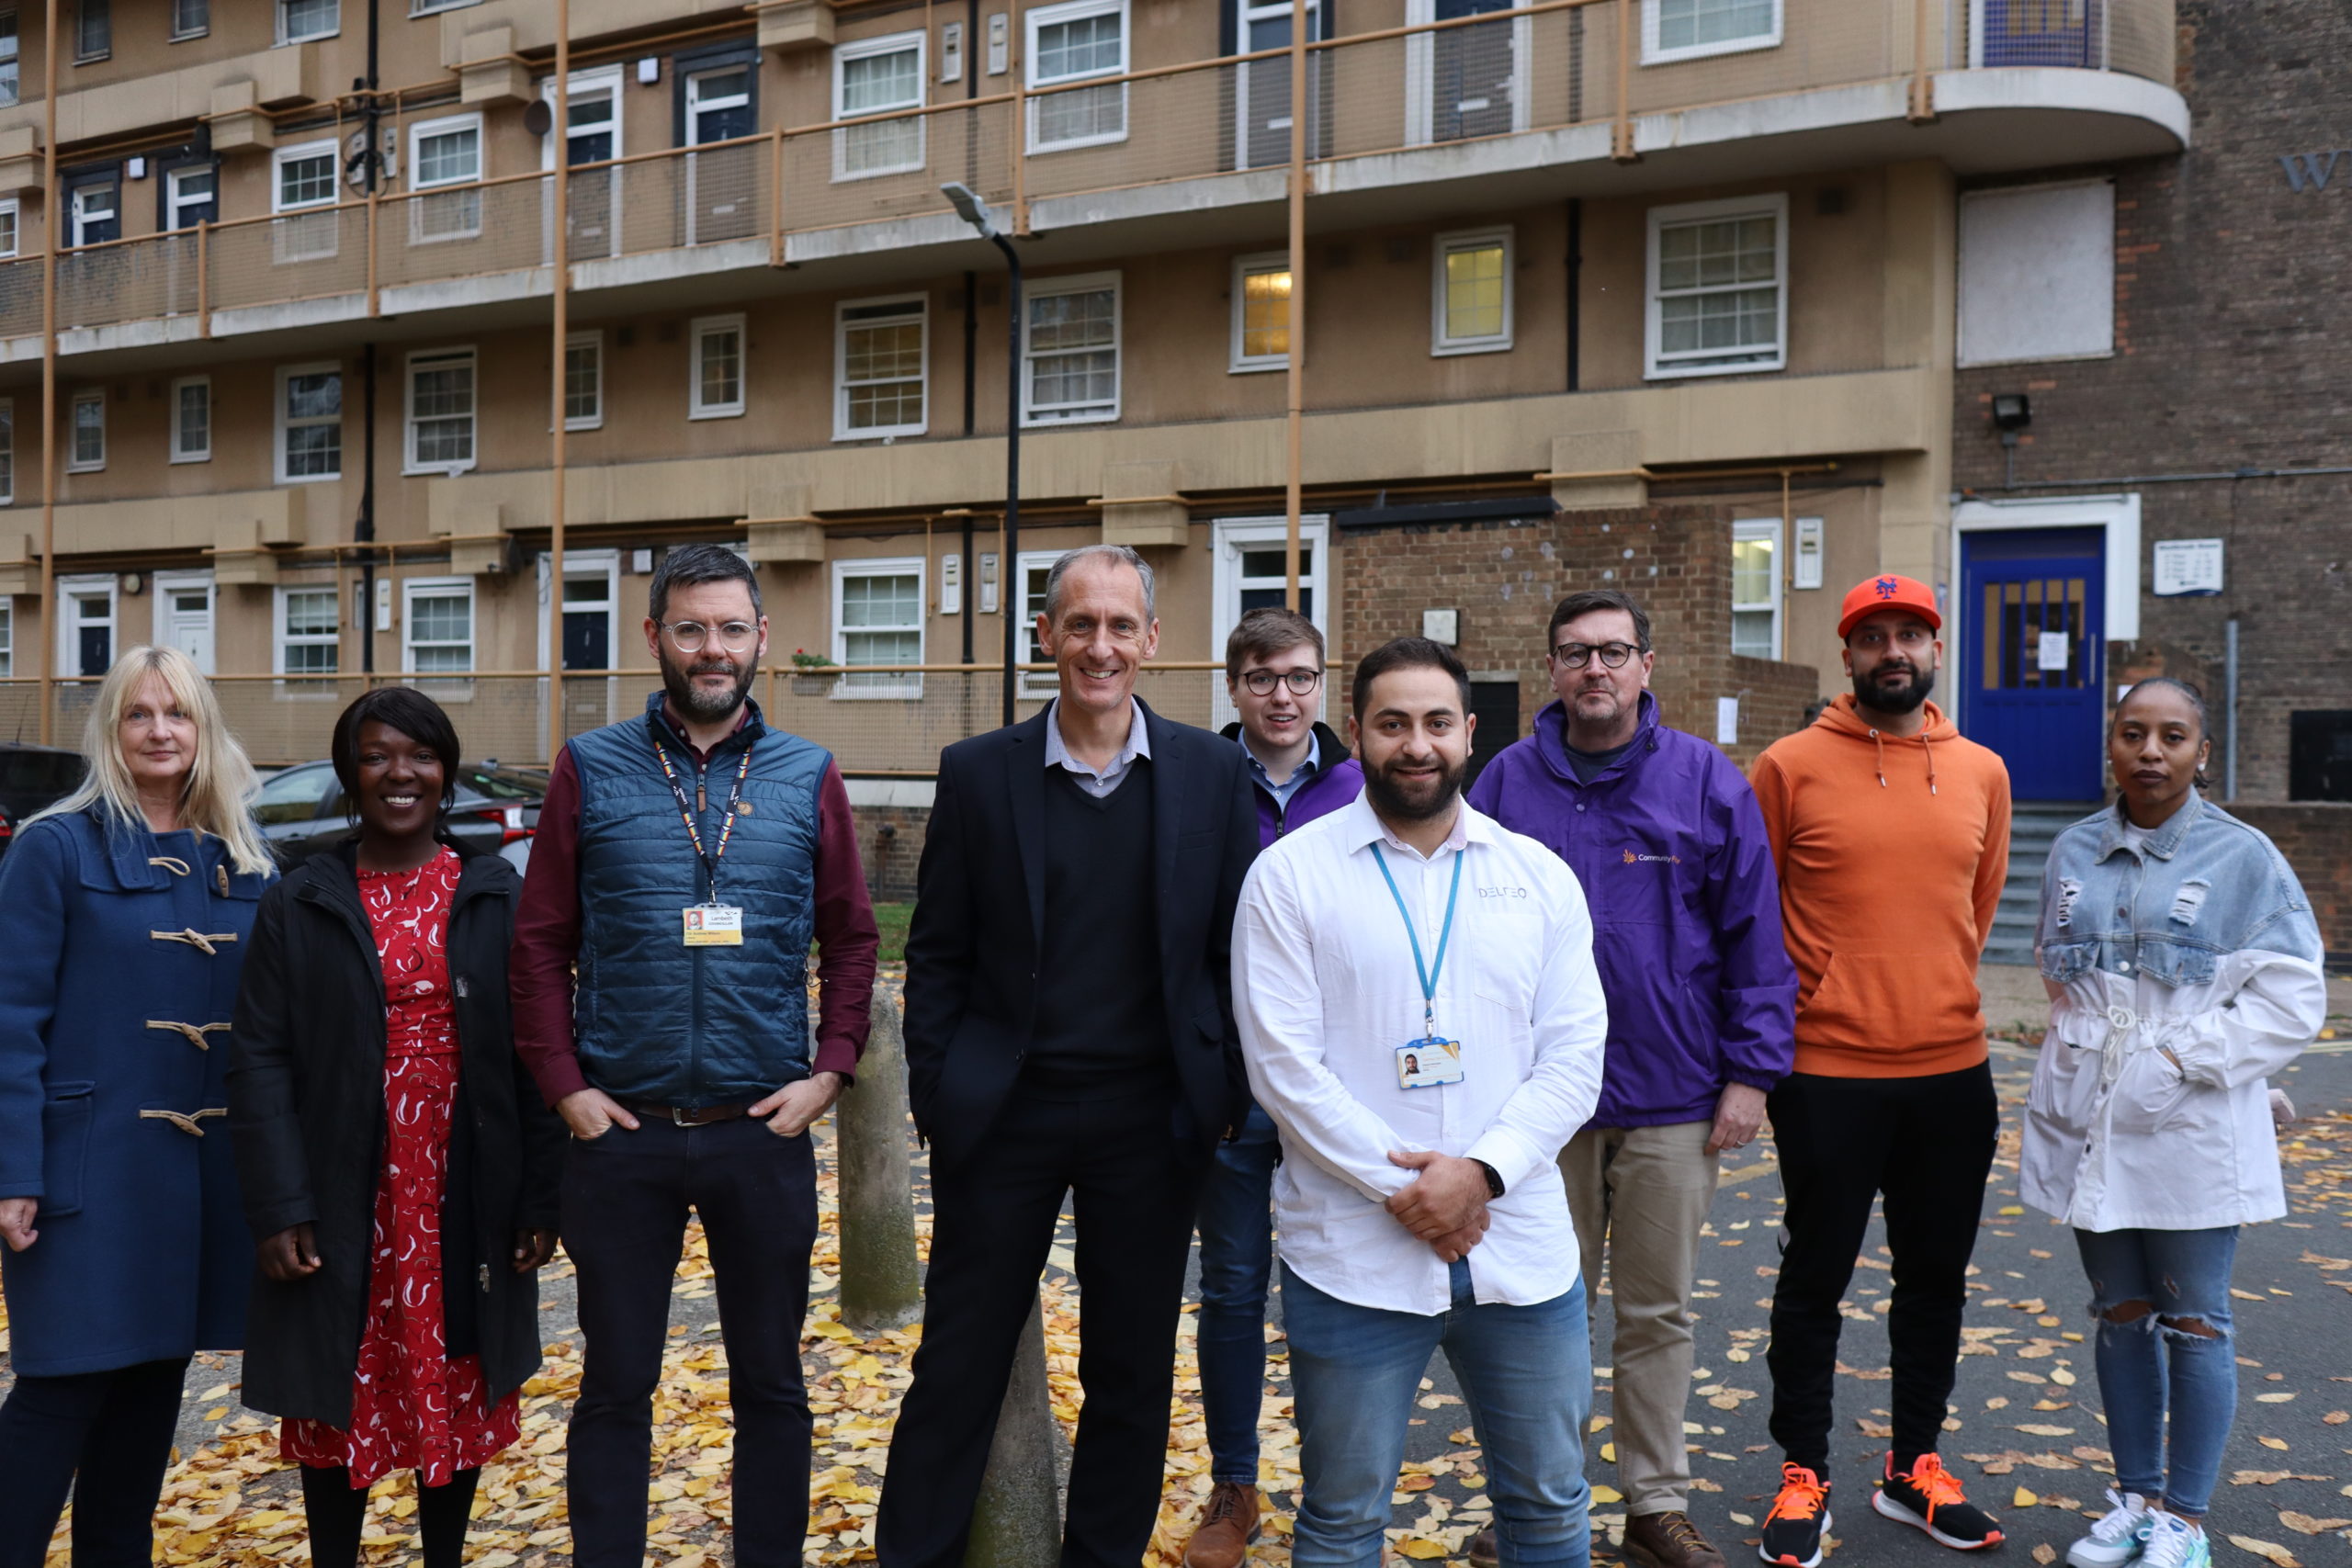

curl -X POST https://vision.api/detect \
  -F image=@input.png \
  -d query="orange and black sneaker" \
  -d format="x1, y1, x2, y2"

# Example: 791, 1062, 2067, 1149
1872, 1452, 2004, 1551
1758, 1462, 1832, 1568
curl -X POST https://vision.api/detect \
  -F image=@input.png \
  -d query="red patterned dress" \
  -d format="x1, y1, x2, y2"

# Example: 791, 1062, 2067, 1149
282, 848, 521, 1487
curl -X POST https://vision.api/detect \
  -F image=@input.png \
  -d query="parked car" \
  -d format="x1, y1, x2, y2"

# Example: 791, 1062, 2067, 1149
254, 760, 548, 871
0, 742, 91, 862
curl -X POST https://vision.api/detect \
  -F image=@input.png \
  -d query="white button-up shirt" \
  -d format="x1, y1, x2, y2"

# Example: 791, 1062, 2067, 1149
1235, 792, 1608, 1314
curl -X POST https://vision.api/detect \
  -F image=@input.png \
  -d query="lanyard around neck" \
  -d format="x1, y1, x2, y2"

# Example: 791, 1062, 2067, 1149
1370, 840, 1464, 1039
650, 730, 754, 898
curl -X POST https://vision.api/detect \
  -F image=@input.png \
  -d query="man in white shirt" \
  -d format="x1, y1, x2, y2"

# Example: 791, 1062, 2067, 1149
1235, 636, 1609, 1568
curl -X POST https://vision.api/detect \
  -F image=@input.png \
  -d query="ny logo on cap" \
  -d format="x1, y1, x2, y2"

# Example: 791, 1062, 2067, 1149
1873, 576, 1900, 600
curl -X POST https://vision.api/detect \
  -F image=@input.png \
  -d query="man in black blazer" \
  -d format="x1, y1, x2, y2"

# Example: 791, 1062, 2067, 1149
876, 545, 1261, 1568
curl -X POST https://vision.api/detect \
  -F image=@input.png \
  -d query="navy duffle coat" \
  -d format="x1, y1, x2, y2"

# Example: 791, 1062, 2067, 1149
0, 804, 266, 1376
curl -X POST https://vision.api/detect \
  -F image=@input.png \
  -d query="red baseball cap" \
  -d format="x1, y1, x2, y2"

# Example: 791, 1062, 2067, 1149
1838, 573, 1941, 639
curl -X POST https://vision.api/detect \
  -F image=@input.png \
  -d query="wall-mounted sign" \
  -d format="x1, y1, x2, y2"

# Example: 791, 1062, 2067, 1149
1422, 608, 1460, 646
2279, 151, 2348, 193
2153, 538, 2225, 597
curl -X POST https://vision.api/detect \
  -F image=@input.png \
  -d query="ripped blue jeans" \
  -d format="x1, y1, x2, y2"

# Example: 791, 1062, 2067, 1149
2073, 1225, 2239, 1517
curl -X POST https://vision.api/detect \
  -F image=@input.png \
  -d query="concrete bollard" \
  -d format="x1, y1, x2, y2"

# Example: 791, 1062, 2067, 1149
962, 1290, 1066, 1568
835, 991, 924, 1335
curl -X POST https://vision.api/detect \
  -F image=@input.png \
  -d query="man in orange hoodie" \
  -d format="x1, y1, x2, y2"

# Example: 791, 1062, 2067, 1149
1747, 575, 2011, 1567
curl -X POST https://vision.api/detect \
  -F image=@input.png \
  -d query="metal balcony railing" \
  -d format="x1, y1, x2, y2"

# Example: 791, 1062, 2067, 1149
0, 0, 2173, 347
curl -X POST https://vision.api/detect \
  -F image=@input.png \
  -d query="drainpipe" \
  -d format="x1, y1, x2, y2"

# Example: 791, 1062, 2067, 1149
357, 0, 381, 675
1566, 197, 1582, 391
2223, 617, 2239, 802
37, 0, 57, 741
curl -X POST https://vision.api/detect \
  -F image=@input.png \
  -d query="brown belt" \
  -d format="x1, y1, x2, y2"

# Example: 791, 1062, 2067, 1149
623, 1101, 755, 1127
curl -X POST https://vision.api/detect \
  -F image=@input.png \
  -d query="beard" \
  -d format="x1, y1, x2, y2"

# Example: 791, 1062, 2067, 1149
661, 645, 754, 724
1363, 750, 1468, 823
1852, 660, 1934, 716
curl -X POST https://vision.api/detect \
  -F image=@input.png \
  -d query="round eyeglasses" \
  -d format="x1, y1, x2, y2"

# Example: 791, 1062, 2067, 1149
1239, 668, 1324, 696
1552, 641, 1641, 670
661, 620, 760, 653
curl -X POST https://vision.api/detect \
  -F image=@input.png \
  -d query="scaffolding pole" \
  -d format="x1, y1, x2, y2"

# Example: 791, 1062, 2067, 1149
1283, 0, 1307, 611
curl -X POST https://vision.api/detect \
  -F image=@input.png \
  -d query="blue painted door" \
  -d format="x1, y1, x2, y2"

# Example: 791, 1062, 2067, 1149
1962, 526, 2106, 800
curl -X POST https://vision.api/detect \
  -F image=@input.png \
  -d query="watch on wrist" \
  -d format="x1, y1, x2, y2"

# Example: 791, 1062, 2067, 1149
1472, 1158, 1505, 1199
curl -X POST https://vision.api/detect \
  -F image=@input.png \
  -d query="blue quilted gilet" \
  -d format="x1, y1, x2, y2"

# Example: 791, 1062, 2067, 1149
568, 694, 829, 1107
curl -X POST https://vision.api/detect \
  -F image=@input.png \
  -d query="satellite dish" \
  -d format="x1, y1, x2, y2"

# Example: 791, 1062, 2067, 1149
524, 99, 554, 138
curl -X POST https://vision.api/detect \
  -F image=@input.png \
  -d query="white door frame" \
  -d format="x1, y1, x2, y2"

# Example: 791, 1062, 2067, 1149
1403, 0, 1532, 148
55, 573, 118, 678
152, 569, 217, 675
540, 63, 625, 262
1948, 492, 2142, 730
1210, 514, 1331, 729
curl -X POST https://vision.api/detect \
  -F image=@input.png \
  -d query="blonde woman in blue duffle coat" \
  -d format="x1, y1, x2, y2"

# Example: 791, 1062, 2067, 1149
0, 645, 274, 1568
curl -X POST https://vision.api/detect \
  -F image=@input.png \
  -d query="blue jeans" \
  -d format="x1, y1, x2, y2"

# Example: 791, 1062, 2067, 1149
1197, 1102, 1281, 1484
2074, 1226, 2239, 1518
1283, 1259, 1592, 1568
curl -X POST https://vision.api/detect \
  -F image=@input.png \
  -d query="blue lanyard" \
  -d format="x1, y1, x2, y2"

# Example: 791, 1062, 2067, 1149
1370, 840, 1464, 1039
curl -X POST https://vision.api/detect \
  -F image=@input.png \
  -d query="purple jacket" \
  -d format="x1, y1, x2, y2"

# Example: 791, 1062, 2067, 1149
1221, 721, 1363, 849
1466, 693, 1794, 1129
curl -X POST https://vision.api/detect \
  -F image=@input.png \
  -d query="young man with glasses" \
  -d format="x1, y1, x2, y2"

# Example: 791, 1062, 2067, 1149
1179, 607, 1364, 1568
1465, 589, 1795, 1568
510, 544, 878, 1568
1747, 574, 2011, 1565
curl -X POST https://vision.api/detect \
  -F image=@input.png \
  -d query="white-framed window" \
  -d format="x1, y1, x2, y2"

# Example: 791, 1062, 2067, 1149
170, 376, 211, 463
171, 0, 208, 40
402, 577, 475, 675
564, 331, 603, 430
1432, 228, 1512, 356
277, 363, 342, 482
1026, 0, 1127, 152
1210, 513, 1331, 728
67, 178, 117, 247
830, 557, 926, 698
164, 164, 216, 230
1645, 192, 1787, 379
272, 140, 341, 264
0, 199, 18, 259
690, 314, 746, 419
73, 0, 108, 62
274, 583, 341, 677
408, 112, 483, 243
1014, 548, 1065, 697
404, 348, 476, 473
834, 30, 926, 180
0, 597, 11, 677
411, 0, 479, 15
0, 14, 18, 108
1730, 517, 1782, 660
835, 296, 927, 440
0, 398, 13, 503
66, 389, 104, 472
1642, 0, 1781, 65
1229, 252, 1290, 373
278, 0, 337, 45
1022, 273, 1119, 426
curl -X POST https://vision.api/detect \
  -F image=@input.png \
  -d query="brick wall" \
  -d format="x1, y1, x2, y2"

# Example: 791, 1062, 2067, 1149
854, 803, 929, 904
2227, 803, 2352, 968
1338, 502, 1818, 767
1951, 0, 2352, 802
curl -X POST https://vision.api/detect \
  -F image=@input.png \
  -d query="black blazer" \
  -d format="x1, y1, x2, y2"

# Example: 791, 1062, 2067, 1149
903, 701, 1260, 1174
225, 841, 566, 1427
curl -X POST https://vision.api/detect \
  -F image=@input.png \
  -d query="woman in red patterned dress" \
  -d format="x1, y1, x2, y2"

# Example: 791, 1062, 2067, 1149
229, 690, 565, 1567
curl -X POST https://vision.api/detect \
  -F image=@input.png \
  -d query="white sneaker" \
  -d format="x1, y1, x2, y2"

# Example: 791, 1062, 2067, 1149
2065, 1490, 2152, 1568
2137, 1512, 2211, 1568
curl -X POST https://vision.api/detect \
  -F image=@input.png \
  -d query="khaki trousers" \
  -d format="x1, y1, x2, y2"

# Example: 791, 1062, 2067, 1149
1561, 1118, 1720, 1517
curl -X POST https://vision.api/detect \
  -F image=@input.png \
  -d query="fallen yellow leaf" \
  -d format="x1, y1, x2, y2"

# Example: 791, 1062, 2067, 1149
2226, 1536, 2301, 1568
2258, 1437, 2291, 1451
2032, 1546, 2057, 1565
1591, 1485, 1624, 1504
1396, 1541, 1449, 1560
2014, 1487, 2041, 1507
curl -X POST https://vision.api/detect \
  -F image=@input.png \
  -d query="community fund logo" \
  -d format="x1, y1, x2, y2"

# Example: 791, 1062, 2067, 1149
1623, 849, 1681, 864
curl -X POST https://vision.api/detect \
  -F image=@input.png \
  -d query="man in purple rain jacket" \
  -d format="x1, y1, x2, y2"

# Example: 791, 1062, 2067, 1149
1177, 607, 1362, 1568
1465, 589, 1795, 1568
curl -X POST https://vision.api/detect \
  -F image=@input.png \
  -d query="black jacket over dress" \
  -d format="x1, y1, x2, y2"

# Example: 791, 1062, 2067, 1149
903, 699, 1261, 1172
226, 840, 566, 1428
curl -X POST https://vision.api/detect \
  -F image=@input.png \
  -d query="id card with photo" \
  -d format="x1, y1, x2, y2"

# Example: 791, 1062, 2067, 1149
1396, 1037, 1464, 1090
682, 904, 745, 946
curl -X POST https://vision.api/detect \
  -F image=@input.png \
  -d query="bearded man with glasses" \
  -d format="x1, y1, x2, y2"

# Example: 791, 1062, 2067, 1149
1464, 589, 1795, 1568
510, 544, 879, 1568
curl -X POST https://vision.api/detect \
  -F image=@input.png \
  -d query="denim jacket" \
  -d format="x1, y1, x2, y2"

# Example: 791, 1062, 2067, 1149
2021, 794, 2325, 1233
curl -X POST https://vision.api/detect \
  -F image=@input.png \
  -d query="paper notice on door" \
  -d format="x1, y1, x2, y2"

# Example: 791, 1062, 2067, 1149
2036, 631, 2070, 671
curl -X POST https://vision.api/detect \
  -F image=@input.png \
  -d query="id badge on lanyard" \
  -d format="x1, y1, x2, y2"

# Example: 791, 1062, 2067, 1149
1371, 841, 1467, 1090
653, 728, 755, 949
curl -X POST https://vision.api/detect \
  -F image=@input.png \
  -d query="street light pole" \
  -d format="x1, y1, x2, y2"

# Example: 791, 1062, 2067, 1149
943, 182, 1023, 728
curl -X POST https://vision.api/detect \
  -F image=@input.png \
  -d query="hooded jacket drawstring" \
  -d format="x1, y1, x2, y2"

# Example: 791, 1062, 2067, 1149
1863, 725, 1939, 794
1871, 728, 1887, 788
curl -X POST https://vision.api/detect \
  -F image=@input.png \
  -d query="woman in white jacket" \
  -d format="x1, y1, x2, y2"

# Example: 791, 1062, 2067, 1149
2024, 679, 2326, 1568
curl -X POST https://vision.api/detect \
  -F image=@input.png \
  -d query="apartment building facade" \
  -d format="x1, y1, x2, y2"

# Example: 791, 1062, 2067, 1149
0, 0, 2186, 809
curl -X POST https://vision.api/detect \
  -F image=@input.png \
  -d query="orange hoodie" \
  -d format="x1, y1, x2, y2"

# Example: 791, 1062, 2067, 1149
1749, 695, 2011, 1077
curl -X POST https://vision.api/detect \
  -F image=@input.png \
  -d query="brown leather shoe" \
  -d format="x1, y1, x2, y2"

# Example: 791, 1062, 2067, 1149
1623, 1511, 1727, 1568
1182, 1481, 1265, 1568
1467, 1525, 1500, 1566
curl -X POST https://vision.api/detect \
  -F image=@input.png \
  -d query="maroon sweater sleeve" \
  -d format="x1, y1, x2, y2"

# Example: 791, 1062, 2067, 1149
810, 761, 879, 1081
510, 748, 590, 1107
